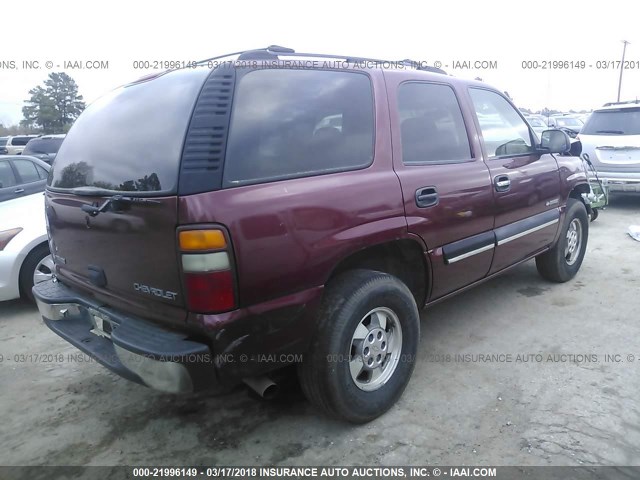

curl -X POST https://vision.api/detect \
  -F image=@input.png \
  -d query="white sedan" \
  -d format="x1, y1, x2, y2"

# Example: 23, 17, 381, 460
0, 192, 52, 302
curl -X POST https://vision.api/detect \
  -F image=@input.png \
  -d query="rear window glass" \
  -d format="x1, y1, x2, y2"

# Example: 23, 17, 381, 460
49, 68, 209, 193
223, 69, 374, 187
23, 137, 64, 155
581, 108, 640, 135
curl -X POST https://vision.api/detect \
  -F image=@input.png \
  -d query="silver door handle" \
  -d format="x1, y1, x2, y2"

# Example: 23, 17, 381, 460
14, 188, 25, 193
495, 180, 510, 188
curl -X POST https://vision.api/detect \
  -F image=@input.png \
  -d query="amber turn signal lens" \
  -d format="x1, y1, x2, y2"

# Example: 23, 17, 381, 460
179, 230, 226, 251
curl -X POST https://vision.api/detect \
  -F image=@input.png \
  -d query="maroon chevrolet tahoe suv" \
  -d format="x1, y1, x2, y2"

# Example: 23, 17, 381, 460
34, 46, 590, 423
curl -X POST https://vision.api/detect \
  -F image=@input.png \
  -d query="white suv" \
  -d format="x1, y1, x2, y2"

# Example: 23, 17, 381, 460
3, 135, 39, 155
579, 102, 640, 193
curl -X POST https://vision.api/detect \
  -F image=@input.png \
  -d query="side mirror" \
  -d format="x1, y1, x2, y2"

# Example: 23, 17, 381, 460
540, 129, 571, 154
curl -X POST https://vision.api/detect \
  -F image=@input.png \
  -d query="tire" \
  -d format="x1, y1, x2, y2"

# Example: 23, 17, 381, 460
536, 198, 588, 283
19, 244, 53, 303
298, 269, 420, 423
589, 208, 599, 222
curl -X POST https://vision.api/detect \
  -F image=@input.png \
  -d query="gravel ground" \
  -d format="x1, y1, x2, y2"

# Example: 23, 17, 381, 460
0, 195, 639, 467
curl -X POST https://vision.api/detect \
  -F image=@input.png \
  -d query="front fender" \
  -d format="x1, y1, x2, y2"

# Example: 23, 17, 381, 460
556, 155, 589, 203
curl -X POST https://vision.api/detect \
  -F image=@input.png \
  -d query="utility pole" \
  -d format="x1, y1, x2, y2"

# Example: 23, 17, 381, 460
617, 40, 630, 102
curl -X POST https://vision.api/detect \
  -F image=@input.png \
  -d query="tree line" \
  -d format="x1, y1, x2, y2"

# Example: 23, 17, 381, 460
0, 72, 85, 135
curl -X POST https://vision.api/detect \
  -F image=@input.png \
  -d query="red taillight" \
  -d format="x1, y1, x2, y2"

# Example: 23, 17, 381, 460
179, 228, 237, 313
184, 271, 235, 313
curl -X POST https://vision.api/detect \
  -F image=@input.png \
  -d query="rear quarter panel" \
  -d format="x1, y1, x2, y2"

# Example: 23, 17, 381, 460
178, 70, 410, 309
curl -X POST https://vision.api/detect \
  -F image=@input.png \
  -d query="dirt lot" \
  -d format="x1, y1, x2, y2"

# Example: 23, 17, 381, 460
1, 196, 639, 467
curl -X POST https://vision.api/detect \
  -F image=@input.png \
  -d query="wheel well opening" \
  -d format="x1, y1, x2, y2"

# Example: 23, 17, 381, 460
328, 240, 428, 306
18, 241, 50, 296
570, 184, 590, 199
569, 184, 591, 211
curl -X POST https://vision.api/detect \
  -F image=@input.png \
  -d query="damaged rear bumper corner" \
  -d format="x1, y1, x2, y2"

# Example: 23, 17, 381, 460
33, 279, 217, 393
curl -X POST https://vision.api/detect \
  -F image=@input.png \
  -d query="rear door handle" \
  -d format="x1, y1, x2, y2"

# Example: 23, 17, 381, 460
415, 186, 438, 208
14, 188, 25, 194
494, 175, 511, 192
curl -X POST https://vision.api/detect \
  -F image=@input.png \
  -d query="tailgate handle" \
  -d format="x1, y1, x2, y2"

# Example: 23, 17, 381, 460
415, 186, 439, 208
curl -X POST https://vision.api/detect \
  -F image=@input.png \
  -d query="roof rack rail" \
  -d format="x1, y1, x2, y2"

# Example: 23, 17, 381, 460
398, 58, 447, 75
194, 46, 448, 74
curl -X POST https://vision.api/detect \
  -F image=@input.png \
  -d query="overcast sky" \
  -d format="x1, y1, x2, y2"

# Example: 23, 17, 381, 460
1, 0, 639, 126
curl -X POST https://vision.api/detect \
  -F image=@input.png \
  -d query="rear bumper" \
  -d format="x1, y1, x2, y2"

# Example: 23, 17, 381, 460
33, 279, 217, 393
590, 172, 640, 192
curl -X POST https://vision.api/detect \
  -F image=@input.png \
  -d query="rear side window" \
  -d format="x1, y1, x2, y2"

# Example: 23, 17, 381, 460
469, 88, 534, 157
23, 137, 64, 155
398, 82, 471, 164
0, 161, 17, 188
13, 159, 40, 183
223, 69, 374, 187
12, 136, 32, 146
581, 108, 640, 135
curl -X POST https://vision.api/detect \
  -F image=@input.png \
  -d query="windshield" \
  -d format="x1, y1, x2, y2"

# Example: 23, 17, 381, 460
581, 108, 640, 135
48, 67, 209, 194
555, 117, 583, 128
0, 138, 7, 147
23, 137, 64, 155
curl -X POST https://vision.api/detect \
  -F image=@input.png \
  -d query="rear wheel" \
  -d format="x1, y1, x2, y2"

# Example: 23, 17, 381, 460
298, 270, 420, 423
19, 244, 53, 302
536, 199, 588, 282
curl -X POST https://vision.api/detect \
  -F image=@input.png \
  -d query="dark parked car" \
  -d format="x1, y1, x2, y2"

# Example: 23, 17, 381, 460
0, 155, 50, 202
22, 134, 66, 164
34, 47, 590, 423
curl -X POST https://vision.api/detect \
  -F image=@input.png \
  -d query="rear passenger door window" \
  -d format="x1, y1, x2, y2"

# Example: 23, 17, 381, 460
391, 80, 495, 299
13, 159, 41, 184
223, 69, 374, 187
469, 88, 534, 157
398, 83, 472, 164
